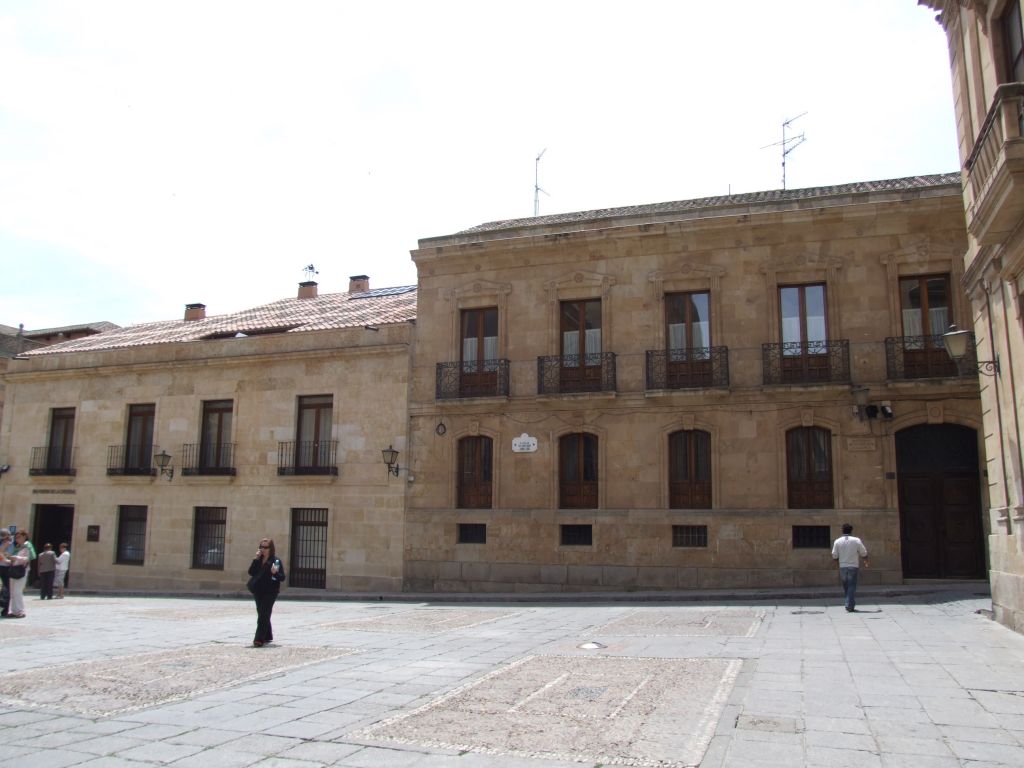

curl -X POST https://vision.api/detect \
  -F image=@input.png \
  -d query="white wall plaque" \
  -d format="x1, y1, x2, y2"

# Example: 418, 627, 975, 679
512, 433, 538, 453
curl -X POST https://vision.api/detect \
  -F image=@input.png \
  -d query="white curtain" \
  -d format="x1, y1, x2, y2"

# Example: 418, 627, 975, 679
902, 309, 923, 337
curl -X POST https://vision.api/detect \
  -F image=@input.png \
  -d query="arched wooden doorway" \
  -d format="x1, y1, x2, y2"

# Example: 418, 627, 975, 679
896, 424, 985, 579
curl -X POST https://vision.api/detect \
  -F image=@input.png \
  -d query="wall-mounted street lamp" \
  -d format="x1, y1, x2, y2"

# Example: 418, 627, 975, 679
381, 445, 401, 478
943, 324, 1000, 376
153, 450, 174, 481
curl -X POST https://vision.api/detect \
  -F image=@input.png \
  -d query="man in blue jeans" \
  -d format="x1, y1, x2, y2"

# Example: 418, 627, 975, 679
832, 523, 869, 612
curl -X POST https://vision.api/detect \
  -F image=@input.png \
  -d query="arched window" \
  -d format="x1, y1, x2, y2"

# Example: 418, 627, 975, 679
560, 433, 598, 509
786, 427, 833, 509
669, 430, 711, 509
458, 436, 493, 509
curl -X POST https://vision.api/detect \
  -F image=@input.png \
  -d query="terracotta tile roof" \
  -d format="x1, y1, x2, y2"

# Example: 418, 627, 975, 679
452, 173, 962, 236
23, 321, 120, 338
23, 286, 417, 356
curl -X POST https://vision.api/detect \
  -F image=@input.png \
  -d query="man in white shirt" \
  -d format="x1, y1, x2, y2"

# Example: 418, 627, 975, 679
832, 523, 869, 612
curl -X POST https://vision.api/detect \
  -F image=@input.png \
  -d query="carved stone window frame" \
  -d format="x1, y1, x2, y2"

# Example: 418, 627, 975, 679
450, 425, 501, 511
658, 413, 719, 510
648, 264, 725, 349
544, 270, 616, 356
444, 279, 512, 362
761, 257, 843, 343
881, 241, 967, 338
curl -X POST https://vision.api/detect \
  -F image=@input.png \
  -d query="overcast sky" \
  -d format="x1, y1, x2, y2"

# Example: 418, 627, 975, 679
0, 0, 958, 330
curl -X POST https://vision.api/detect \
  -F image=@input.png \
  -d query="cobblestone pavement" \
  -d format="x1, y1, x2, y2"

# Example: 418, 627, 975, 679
0, 584, 1021, 767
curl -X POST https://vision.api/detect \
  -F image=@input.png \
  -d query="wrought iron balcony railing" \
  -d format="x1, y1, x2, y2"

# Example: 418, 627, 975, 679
646, 347, 729, 390
106, 444, 156, 476
762, 340, 850, 385
181, 442, 237, 476
537, 352, 616, 395
29, 446, 76, 476
277, 440, 338, 476
436, 359, 510, 399
885, 335, 974, 380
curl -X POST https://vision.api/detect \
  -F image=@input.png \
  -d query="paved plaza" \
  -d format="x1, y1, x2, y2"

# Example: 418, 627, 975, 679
0, 584, 1022, 767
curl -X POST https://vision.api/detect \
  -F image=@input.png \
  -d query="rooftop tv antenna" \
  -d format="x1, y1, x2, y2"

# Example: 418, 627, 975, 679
303, 264, 319, 281
762, 112, 807, 190
534, 148, 549, 216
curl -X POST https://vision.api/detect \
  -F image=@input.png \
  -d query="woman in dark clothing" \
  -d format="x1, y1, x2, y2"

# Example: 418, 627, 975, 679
247, 537, 285, 647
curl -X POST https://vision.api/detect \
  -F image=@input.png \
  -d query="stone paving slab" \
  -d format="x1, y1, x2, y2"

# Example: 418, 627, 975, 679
0, 586, 1020, 767
318, 607, 522, 633
0, 642, 357, 717
351, 654, 741, 767
597, 607, 765, 637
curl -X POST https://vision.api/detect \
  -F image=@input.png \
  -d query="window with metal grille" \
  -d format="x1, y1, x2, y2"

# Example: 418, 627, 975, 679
457, 523, 487, 544
290, 508, 328, 588
560, 524, 593, 546
192, 507, 226, 569
672, 525, 708, 548
116, 505, 147, 565
792, 525, 831, 549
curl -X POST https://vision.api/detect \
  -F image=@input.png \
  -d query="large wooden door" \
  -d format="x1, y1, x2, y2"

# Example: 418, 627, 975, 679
896, 424, 985, 578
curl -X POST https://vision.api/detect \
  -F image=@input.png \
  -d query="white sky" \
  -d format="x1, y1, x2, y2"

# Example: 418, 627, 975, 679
0, 0, 958, 329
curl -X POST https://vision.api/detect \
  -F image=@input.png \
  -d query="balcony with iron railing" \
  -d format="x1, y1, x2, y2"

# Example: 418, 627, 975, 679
181, 442, 237, 476
964, 81, 1024, 245
106, 445, 156, 476
277, 440, 338, 476
29, 446, 77, 476
762, 340, 850, 385
436, 359, 510, 399
537, 352, 616, 395
646, 347, 729, 390
885, 334, 975, 381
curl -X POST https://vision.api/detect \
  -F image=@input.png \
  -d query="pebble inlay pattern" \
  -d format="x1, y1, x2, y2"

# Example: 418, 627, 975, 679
351, 654, 741, 767
0, 642, 357, 717
320, 607, 520, 633
596, 608, 765, 637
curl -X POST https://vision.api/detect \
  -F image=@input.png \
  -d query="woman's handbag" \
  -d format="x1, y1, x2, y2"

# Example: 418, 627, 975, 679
8, 565, 26, 579
246, 574, 258, 593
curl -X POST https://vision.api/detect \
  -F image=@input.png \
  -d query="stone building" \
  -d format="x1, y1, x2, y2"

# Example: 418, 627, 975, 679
0, 278, 414, 592
1, 322, 117, 439
919, 0, 1024, 632
405, 174, 985, 592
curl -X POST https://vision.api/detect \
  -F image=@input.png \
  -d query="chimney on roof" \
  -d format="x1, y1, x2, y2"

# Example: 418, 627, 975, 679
349, 275, 369, 293
298, 281, 318, 299
184, 303, 206, 321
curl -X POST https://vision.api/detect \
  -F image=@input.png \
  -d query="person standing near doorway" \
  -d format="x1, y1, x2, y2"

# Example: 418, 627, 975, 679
36, 543, 56, 600
832, 523, 869, 612
3, 531, 33, 618
54, 543, 70, 599
0, 531, 12, 616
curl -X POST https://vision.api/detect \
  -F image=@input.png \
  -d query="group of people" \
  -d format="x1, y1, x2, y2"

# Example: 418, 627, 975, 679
0, 526, 864, 637
0, 531, 70, 618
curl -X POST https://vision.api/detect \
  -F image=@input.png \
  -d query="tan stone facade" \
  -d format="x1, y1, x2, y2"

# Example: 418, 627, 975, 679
0, 286, 412, 592
920, 0, 1024, 632
406, 178, 985, 592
